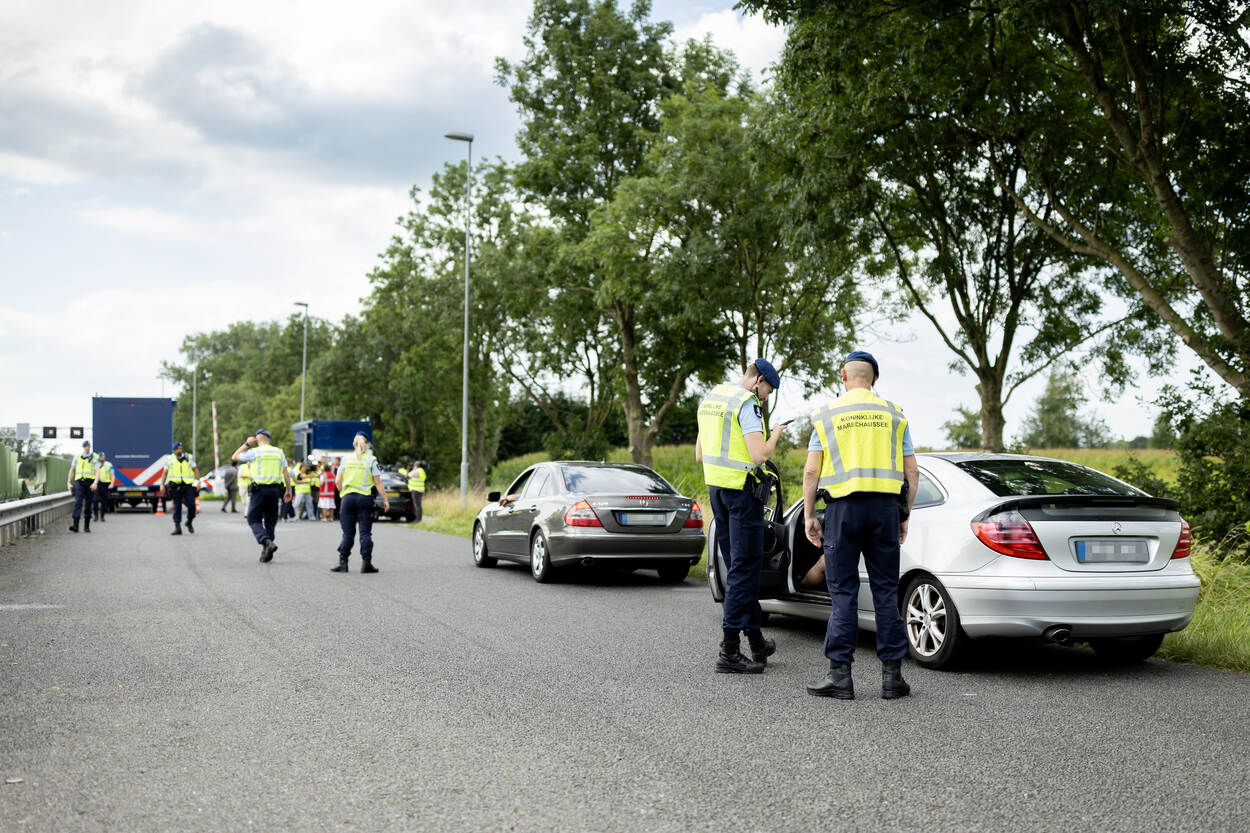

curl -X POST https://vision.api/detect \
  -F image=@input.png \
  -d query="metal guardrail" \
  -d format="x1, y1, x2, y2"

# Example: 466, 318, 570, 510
0, 491, 75, 546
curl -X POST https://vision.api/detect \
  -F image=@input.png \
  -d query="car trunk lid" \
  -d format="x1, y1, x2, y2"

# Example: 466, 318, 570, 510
584, 495, 695, 534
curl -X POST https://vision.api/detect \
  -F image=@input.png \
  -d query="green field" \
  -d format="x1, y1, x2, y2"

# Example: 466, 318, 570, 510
418, 445, 1244, 673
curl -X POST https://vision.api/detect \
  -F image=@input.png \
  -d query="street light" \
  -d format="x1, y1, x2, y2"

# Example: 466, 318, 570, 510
445, 130, 473, 507
294, 301, 309, 422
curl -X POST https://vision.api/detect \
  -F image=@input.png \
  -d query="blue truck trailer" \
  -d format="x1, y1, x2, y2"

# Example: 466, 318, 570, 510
92, 396, 176, 512
291, 420, 372, 463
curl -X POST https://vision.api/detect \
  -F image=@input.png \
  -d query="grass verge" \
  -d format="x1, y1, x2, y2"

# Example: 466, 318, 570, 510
1158, 545, 1250, 673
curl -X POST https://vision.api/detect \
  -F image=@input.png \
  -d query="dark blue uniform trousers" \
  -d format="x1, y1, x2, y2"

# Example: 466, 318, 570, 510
247, 484, 283, 544
169, 483, 196, 526
823, 492, 908, 664
338, 492, 375, 560
72, 480, 94, 523
709, 484, 764, 631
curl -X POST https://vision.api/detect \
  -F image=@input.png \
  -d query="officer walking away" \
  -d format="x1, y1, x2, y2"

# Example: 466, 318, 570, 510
161, 441, 200, 535
407, 460, 427, 523
232, 429, 293, 563
696, 359, 788, 674
803, 351, 918, 700
236, 460, 252, 516
332, 432, 388, 574
220, 462, 239, 513
94, 452, 114, 523
66, 440, 99, 533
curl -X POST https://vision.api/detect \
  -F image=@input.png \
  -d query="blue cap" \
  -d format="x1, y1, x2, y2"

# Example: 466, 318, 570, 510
355, 431, 369, 439
845, 350, 880, 380
82, 440, 91, 447
751, 358, 780, 390
171, 441, 182, 451
255, 428, 271, 438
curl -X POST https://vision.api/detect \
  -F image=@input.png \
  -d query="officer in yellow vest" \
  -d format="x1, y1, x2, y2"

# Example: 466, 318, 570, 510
802, 351, 918, 700
236, 461, 253, 514
232, 429, 293, 563
696, 358, 788, 674
161, 441, 200, 535
94, 452, 114, 522
66, 440, 99, 533
407, 460, 427, 523
333, 432, 388, 573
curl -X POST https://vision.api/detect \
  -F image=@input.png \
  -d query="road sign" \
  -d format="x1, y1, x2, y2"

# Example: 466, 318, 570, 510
42, 426, 56, 439
70, 427, 84, 438
16, 423, 29, 440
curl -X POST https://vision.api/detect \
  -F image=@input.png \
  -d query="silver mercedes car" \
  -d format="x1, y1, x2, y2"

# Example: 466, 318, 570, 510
472, 461, 706, 583
708, 453, 1200, 668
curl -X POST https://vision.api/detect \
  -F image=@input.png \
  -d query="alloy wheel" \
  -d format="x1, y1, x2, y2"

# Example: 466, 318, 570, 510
905, 581, 947, 658
530, 531, 551, 582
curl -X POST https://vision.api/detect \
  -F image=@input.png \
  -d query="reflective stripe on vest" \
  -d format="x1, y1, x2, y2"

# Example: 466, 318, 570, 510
810, 389, 906, 498
238, 462, 252, 486
98, 462, 113, 483
252, 446, 287, 484
697, 383, 758, 490
74, 454, 96, 480
167, 455, 194, 484
408, 469, 426, 493
341, 454, 375, 496
294, 475, 311, 495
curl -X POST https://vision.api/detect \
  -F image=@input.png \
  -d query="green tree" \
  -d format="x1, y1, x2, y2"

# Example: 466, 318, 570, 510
942, 406, 983, 450
1017, 368, 1112, 449
743, 0, 1250, 402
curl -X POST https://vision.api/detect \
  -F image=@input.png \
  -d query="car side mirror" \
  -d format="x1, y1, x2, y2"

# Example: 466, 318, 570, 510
487, 491, 501, 503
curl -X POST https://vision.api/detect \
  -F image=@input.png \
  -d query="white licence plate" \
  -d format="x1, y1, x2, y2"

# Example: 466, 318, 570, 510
1075, 539, 1150, 563
619, 512, 667, 526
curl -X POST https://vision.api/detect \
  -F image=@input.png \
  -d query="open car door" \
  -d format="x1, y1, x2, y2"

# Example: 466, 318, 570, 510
708, 461, 790, 602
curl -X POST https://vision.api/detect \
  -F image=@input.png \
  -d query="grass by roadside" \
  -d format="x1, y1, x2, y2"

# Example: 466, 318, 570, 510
1158, 544, 1250, 673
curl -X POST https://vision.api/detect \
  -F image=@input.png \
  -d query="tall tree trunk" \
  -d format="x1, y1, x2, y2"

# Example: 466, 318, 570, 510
976, 373, 1006, 452
612, 301, 653, 467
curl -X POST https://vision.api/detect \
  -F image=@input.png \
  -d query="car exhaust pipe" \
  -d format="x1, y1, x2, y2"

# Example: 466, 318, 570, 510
1042, 625, 1072, 643
580, 557, 595, 567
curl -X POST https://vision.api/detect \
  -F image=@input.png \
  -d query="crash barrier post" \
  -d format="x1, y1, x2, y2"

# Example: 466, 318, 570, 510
0, 491, 75, 546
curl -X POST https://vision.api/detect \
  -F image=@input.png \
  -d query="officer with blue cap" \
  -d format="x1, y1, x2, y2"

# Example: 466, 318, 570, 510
802, 351, 918, 700
696, 358, 790, 673
65, 439, 99, 533
231, 429, 293, 563
161, 440, 200, 535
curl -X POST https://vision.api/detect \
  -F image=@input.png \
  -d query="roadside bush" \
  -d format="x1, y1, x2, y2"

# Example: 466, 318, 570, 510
1112, 456, 1173, 499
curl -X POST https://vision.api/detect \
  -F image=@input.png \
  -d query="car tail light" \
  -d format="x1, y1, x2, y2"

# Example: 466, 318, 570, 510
684, 501, 703, 528
564, 499, 602, 527
971, 509, 1048, 560
1171, 519, 1191, 559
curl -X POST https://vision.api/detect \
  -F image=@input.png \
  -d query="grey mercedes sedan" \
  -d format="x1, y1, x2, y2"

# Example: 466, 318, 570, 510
472, 461, 705, 582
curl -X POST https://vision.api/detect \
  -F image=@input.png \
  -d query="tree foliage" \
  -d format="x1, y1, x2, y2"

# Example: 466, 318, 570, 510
1017, 368, 1112, 449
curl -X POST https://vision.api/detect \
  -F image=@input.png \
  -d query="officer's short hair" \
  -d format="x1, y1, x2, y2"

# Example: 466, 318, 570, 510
745, 363, 762, 381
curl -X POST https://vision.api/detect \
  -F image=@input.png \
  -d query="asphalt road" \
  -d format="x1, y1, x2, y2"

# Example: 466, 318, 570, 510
2, 506, 1247, 832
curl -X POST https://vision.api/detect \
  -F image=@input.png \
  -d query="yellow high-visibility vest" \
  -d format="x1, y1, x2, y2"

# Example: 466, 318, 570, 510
697, 383, 758, 490
238, 462, 252, 488
167, 455, 195, 484
810, 388, 907, 499
98, 462, 114, 483
74, 454, 96, 480
340, 454, 376, 497
251, 446, 287, 484
294, 474, 312, 495
407, 468, 426, 493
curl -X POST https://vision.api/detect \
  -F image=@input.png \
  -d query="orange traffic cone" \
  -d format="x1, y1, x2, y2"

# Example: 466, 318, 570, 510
155, 500, 164, 516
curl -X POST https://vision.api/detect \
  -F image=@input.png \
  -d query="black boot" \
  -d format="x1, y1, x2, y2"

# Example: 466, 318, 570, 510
330, 556, 349, 573
186, 518, 194, 534
715, 634, 764, 674
881, 660, 911, 700
259, 538, 276, 563
171, 524, 182, 536
746, 630, 776, 664
69, 521, 79, 533
83, 520, 91, 533
807, 662, 854, 699
360, 558, 378, 574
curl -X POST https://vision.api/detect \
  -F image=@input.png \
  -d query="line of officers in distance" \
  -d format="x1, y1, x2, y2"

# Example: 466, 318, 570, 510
66, 430, 429, 574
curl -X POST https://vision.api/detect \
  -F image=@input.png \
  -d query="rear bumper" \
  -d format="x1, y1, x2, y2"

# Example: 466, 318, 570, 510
944, 573, 1201, 638
546, 528, 705, 564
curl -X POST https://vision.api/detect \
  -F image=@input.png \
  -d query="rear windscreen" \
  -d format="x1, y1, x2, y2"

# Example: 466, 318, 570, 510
955, 459, 1144, 498
560, 465, 677, 495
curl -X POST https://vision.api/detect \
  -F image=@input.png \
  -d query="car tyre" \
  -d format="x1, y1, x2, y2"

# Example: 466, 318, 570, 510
903, 575, 965, 670
707, 519, 725, 603
1089, 633, 1164, 664
404, 508, 417, 523
472, 522, 496, 568
656, 562, 690, 582
530, 529, 554, 583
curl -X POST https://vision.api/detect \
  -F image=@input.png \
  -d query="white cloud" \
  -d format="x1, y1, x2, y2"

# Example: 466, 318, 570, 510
0, 151, 81, 185
673, 10, 787, 80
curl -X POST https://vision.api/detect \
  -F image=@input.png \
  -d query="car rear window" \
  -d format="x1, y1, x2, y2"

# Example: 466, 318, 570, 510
955, 459, 1144, 498
560, 465, 676, 495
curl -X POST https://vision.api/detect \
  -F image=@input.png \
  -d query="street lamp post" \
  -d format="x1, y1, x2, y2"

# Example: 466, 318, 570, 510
294, 302, 309, 423
192, 362, 197, 462
445, 131, 473, 507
